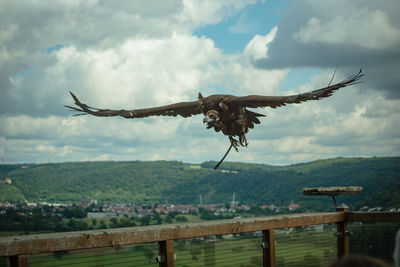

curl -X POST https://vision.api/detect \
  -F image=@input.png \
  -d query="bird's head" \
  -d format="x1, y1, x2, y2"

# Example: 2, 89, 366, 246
203, 110, 220, 125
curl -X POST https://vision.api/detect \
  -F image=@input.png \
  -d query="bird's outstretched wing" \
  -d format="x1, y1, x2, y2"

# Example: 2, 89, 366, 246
230, 69, 363, 109
65, 92, 202, 118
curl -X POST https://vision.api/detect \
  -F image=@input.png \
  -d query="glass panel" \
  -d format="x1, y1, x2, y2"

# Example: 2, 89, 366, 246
175, 232, 262, 267
349, 222, 400, 265
28, 242, 159, 267
275, 224, 337, 267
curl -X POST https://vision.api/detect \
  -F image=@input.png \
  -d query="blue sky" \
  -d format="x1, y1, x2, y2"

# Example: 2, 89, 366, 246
194, 0, 322, 92
0, 0, 399, 165
194, 0, 290, 54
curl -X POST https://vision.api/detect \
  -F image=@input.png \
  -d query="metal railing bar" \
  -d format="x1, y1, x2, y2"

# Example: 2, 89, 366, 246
28, 249, 150, 264
29, 250, 157, 266
210, 247, 260, 254
91, 258, 153, 267
39, 254, 152, 267
203, 251, 261, 265
175, 244, 260, 261
176, 248, 260, 262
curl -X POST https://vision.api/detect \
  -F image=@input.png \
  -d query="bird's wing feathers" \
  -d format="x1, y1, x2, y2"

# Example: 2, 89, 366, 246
65, 92, 202, 119
66, 70, 363, 118
230, 69, 363, 109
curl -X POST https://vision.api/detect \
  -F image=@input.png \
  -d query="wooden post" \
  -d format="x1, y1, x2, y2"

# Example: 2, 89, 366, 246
9, 255, 28, 267
262, 229, 276, 267
158, 240, 174, 267
336, 206, 349, 258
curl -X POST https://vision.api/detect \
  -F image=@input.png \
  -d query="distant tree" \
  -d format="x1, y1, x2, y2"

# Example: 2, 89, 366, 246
167, 211, 179, 219
63, 207, 87, 218
118, 217, 133, 227
43, 205, 52, 213
54, 221, 67, 232
165, 216, 173, 223
175, 215, 188, 222
99, 219, 107, 229
249, 205, 264, 215
110, 217, 119, 228
199, 209, 215, 220
189, 242, 202, 260
91, 218, 97, 226
153, 213, 162, 225
67, 218, 76, 229
140, 216, 150, 226
189, 209, 198, 215
53, 250, 69, 259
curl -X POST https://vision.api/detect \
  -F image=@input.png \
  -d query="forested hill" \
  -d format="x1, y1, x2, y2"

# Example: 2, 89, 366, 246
0, 157, 399, 210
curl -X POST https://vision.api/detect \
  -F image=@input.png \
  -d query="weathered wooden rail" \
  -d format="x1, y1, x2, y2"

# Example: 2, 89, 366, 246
1, 210, 399, 267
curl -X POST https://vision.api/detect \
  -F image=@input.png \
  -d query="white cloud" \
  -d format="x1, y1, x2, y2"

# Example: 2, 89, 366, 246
293, 9, 400, 50
180, 0, 257, 27
0, 0, 398, 165
243, 26, 277, 60
255, 0, 400, 99
51, 33, 223, 108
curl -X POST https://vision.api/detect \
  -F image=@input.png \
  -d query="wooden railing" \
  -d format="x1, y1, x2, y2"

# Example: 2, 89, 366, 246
1, 210, 399, 267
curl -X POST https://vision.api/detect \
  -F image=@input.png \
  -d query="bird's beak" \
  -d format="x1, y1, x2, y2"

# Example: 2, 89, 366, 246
204, 116, 217, 124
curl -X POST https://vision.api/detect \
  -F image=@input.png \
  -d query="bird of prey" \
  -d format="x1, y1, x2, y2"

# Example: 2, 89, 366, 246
66, 69, 363, 169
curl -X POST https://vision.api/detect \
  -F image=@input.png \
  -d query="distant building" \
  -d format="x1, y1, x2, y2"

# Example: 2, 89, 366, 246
172, 204, 193, 213
0, 178, 12, 184
288, 201, 300, 211
220, 170, 238, 174
80, 197, 97, 208
87, 212, 117, 218
189, 165, 201, 169
26, 202, 37, 208
241, 205, 250, 211
307, 224, 324, 232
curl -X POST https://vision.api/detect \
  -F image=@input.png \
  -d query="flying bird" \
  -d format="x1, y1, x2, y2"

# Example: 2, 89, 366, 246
66, 69, 363, 169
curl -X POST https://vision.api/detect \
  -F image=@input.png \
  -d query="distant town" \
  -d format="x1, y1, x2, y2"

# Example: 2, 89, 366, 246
0, 197, 302, 218
1, 196, 396, 220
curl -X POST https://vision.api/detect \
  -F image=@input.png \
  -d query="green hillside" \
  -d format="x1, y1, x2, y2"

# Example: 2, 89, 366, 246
0, 157, 399, 209
0, 184, 25, 202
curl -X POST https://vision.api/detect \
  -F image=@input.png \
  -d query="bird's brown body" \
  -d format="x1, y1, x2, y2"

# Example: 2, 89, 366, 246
66, 70, 363, 168
199, 94, 265, 148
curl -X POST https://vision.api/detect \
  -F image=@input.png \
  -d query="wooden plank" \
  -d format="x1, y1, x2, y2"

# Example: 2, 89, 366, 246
0, 212, 344, 256
346, 211, 400, 222
303, 186, 362, 196
158, 240, 174, 267
262, 229, 275, 267
9, 255, 28, 267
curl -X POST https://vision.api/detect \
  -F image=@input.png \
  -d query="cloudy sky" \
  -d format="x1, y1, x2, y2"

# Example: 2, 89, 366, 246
1, 0, 399, 165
